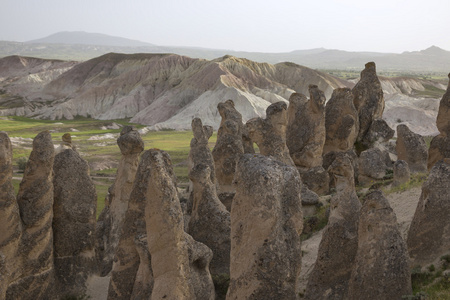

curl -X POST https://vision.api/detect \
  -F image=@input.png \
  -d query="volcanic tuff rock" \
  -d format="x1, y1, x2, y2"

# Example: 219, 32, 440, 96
189, 118, 215, 184
393, 160, 410, 187
286, 85, 326, 168
108, 150, 154, 300
352, 62, 385, 142
246, 101, 294, 166
8, 131, 55, 299
407, 160, 450, 266
305, 156, 361, 300
348, 190, 412, 300
0, 132, 21, 299
212, 100, 246, 192
96, 126, 144, 275
323, 87, 359, 155
396, 124, 428, 173
227, 154, 303, 300
360, 118, 394, 149
145, 150, 214, 300
357, 148, 386, 185
428, 75, 450, 169
298, 166, 329, 196
188, 163, 231, 276
52, 148, 97, 297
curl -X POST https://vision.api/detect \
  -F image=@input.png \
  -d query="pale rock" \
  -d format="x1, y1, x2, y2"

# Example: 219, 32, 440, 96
396, 124, 428, 173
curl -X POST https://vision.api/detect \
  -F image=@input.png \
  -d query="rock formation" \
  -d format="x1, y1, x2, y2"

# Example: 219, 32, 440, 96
396, 124, 428, 173
323, 87, 359, 155
8, 131, 55, 299
360, 118, 394, 149
227, 154, 303, 299
0, 132, 21, 298
428, 74, 450, 170
357, 148, 386, 185
300, 166, 330, 196
393, 160, 410, 187
348, 190, 411, 300
96, 126, 144, 275
212, 100, 247, 192
189, 118, 215, 184
352, 62, 385, 143
55, 132, 73, 154
305, 155, 361, 300
108, 150, 154, 300
246, 101, 294, 166
188, 163, 231, 276
52, 148, 97, 297
287, 85, 326, 168
407, 160, 450, 266
145, 149, 215, 300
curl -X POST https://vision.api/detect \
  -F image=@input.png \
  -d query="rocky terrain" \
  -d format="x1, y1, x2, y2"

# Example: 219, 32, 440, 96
0, 53, 447, 137
1, 63, 450, 299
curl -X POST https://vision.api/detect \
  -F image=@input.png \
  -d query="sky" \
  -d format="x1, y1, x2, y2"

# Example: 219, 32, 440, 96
1, 0, 449, 53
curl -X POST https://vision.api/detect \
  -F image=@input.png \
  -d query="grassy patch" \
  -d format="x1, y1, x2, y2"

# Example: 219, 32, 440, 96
383, 173, 428, 195
301, 204, 329, 241
410, 256, 450, 299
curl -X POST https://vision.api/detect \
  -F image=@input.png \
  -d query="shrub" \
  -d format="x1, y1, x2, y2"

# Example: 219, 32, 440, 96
17, 157, 28, 173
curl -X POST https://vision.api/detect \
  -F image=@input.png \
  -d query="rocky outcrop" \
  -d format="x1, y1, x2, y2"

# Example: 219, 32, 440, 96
428, 74, 450, 170
407, 160, 450, 266
357, 148, 386, 185
108, 151, 154, 300
299, 166, 329, 196
212, 100, 246, 192
8, 131, 55, 299
188, 163, 231, 276
52, 148, 97, 297
246, 101, 294, 166
189, 118, 215, 184
361, 118, 394, 149
393, 160, 410, 187
287, 85, 326, 168
396, 124, 428, 173
96, 126, 144, 275
0, 132, 21, 298
323, 87, 359, 155
227, 154, 303, 299
145, 150, 215, 300
352, 62, 385, 143
348, 190, 411, 300
305, 155, 361, 300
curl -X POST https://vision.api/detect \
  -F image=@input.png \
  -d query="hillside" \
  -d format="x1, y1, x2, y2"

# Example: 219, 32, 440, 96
0, 53, 349, 129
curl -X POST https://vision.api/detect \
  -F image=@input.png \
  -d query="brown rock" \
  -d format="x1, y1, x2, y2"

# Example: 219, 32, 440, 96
298, 166, 330, 196
361, 118, 394, 149
188, 163, 231, 276
428, 134, 450, 170
436, 73, 450, 135
8, 131, 55, 299
396, 124, 428, 173
323, 88, 359, 155
108, 150, 154, 300
0, 132, 21, 297
96, 126, 144, 275
287, 85, 326, 168
247, 101, 294, 166
393, 160, 410, 187
407, 160, 450, 266
324, 150, 358, 189
357, 148, 386, 185
305, 156, 361, 300
348, 190, 411, 300
145, 150, 214, 300
227, 154, 303, 299
189, 118, 215, 184
52, 148, 97, 297
352, 62, 385, 142
212, 100, 247, 192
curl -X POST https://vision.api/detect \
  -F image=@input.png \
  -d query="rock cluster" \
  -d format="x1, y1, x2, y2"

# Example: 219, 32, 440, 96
287, 85, 326, 168
393, 160, 410, 186
407, 160, 450, 266
227, 154, 303, 299
357, 148, 386, 185
396, 124, 428, 173
305, 155, 361, 300
428, 74, 450, 169
246, 101, 294, 166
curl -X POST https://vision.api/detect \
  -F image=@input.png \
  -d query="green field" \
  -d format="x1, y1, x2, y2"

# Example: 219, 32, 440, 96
1, 116, 216, 216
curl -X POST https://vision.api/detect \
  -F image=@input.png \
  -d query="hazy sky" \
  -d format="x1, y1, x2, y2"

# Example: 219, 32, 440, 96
2, 0, 449, 53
